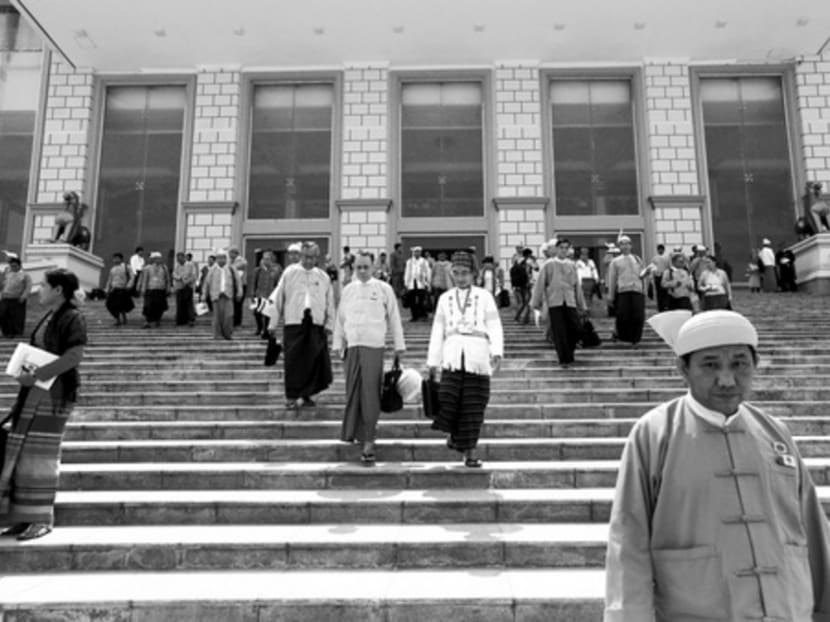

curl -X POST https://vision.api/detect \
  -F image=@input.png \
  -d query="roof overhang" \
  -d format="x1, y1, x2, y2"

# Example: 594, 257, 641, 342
12, 0, 830, 72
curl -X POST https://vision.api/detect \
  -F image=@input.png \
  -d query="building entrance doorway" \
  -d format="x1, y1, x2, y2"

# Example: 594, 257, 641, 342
400, 235, 487, 263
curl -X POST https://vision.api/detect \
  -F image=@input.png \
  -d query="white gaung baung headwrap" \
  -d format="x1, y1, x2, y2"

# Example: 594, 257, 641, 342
647, 310, 758, 357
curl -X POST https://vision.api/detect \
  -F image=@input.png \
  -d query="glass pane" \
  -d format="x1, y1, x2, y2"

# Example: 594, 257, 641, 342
551, 79, 639, 215
248, 83, 332, 219
95, 85, 186, 277
0, 48, 41, 254
700, 79, 741, 125
701, 76, 795, 274
401, 82, 484, 218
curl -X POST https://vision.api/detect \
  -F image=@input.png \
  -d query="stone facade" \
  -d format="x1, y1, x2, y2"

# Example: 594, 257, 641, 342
338, 201, 390, 258
796, 51, 830, 190
19, 56, 830, 270
35, 60, 95, 244
189, 67, 241, 203
494, 63, 544, 199
184, 207, 234, 264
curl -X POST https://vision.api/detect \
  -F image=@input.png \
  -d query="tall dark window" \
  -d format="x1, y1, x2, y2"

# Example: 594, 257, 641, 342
248, 83, 333, 220
551, 80, 639, 216
401, 82, 484, 218
95, 86, 186, 268
0, 6, 42, 254
701, 77, 794, 269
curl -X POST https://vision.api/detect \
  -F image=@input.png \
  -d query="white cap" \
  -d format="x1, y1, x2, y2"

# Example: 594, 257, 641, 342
608, 245, 620, 254
214, 249, 228, 257
411, 246, 423, 252
149, 251, 162, 259
288, 243, 301, 253
396, 367, 422, 403
649, 310, 758, 357
618, 235, 631, 244
762, 238, 771, 245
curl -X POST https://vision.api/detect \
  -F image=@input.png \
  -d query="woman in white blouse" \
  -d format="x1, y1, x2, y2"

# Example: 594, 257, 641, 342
427, 251, 504, 468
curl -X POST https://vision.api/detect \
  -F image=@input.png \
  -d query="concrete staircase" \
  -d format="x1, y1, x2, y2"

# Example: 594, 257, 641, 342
0, 291, 829, 621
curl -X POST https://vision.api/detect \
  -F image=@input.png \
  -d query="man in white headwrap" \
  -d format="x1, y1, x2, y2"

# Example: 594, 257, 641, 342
606, 235, 645, 345
265, 241, 334, 409
604, 310, 830, 621
403, 246, 431, 322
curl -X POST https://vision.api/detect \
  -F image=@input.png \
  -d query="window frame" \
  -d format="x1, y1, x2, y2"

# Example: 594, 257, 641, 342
689, 64, 803, 247
237, 71, 342, 241
7, 45, 49, 255
389, 69, 496, 255
541, 67, 650, 238
86, 73, 196, 257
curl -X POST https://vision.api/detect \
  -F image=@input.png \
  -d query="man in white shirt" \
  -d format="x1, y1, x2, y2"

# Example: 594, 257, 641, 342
605, 310, 830, 621
332, 252, 405, 464
203, 249, 241, 340
265, 241, 335, 410
129, 246, 145, 296
759, 238, 778, 293
575, 246, 600, 308
403, 246, 431, 322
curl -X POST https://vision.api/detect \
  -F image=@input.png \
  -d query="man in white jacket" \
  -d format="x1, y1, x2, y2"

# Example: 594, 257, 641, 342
605, 310, 830, 621
404, 246, 431, 322
332, 252, 405, 465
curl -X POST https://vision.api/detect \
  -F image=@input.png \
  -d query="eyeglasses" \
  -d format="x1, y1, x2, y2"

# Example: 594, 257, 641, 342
355, 265, 371, 271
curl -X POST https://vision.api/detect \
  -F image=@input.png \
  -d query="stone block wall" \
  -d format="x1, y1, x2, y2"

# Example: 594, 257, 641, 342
643, 60, 700, 197
37, 60, 95, 207
189, 67, 241, 203
342, 64, 389, 201
496, 200, 547, 285
184, 210, 233, 264
652, 204, 704, 249
494, 63, 544, 198
796, 52, 830, 189
31, 212, 56, 243
494, 64, 545, 274
339, 206, 388, 258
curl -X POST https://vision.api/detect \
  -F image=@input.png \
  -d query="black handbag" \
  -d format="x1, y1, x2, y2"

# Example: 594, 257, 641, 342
498, 289, 511, 308
421, 371, 441, 419
0, 412, 13, 468
579, 319, 602, 348
380, 356, 404, 413
264, 336, 282, 366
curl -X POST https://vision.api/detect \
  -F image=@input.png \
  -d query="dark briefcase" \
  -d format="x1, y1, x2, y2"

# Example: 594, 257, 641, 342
421, 372, 441, 420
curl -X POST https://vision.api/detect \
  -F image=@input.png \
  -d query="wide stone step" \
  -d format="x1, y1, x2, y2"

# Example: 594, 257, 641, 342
62, 363, 830, 382
63, 415, 830, 442
64, 400, 830, 422
4, 387, 826, 408
0, 568, 605, 621
0, 523, 608, 573
57, 457, 830, 491
57, 436, 830, 464
48, 487, 830, 526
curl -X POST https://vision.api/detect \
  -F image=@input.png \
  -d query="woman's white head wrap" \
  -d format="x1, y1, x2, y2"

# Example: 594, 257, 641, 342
648, 310, 758, 357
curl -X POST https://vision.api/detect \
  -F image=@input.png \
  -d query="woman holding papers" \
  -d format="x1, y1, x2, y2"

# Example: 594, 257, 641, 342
0, 269, 87, 540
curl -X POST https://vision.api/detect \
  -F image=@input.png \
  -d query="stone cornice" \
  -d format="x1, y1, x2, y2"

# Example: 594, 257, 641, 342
335, 199, 393, 212
647, 195, 705, 209
492, 197, 550, 210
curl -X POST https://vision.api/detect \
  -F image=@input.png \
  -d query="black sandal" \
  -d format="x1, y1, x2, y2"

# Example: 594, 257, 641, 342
1, 523, 28, 537
16, 523, 52, 541
464, 457, 483, 468
446, 438, 458, 451
360, 452, 376, 466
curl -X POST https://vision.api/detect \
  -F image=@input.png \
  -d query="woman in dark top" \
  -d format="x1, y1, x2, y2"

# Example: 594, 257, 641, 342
0, 269, 87, 540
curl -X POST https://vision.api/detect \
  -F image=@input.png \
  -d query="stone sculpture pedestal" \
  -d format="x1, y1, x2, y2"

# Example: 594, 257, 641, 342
24, 243, 105, 293
788, 233, 830, 295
